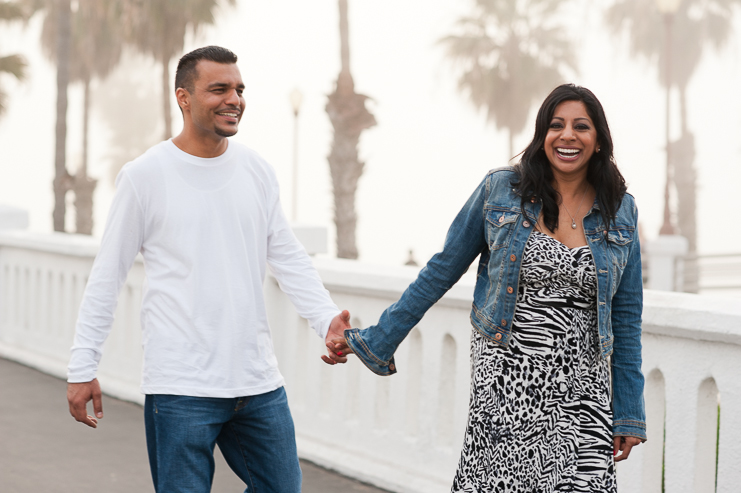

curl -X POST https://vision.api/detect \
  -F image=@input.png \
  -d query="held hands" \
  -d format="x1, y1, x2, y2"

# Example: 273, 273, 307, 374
321, 309, 354, 365
613, 435, 642, 462
67, 378, 104, 428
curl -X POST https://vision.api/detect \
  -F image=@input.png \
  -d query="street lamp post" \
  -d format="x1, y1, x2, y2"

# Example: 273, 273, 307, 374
289, 88, 303, 223
656, 0, 681, 235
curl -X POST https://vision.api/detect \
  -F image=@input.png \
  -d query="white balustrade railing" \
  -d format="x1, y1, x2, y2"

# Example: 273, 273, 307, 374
1, 231, 740, 493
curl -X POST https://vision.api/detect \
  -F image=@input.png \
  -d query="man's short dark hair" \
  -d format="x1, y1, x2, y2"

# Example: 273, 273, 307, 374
175, 46, 238, 93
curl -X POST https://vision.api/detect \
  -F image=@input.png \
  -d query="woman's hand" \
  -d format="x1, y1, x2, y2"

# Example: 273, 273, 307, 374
613, 436, 642, 462
321, 335, 353, 365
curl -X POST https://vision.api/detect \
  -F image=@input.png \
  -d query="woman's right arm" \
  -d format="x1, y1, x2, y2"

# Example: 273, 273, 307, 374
342, 174, 490, 375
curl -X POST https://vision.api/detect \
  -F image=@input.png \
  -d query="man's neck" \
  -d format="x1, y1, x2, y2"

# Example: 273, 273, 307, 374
172, 131, 229, 158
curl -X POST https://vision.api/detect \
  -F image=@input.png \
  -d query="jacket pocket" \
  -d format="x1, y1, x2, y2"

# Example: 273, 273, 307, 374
485, 208, 520, 251
607, 228, 633, 265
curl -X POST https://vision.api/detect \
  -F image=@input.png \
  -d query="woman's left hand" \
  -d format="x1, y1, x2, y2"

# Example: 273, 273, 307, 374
613, 436, 642, 462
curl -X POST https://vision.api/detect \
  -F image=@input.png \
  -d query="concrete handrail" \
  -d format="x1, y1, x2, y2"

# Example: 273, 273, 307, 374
1, 231, 740, 492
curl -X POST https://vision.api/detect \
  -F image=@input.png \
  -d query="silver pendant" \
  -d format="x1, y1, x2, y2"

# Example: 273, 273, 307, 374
571, 221, 577, 229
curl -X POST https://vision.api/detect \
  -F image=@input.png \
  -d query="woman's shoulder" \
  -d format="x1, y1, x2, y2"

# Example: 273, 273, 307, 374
485, 165, 518, 185
619, 192, 637, 210
487, 165, 517, 177
615, 192, 639, 225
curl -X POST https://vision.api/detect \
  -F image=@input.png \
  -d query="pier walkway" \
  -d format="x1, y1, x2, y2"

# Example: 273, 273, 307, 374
0, 357, 389, 493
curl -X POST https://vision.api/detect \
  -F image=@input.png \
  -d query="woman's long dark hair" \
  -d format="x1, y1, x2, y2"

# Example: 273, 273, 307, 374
513, 84, 627, 232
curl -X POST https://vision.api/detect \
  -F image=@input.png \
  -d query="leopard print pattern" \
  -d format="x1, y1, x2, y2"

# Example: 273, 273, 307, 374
451, 231, 616, 493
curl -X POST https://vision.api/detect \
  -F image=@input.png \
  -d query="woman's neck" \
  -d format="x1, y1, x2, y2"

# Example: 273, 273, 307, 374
552, 174, 590, 201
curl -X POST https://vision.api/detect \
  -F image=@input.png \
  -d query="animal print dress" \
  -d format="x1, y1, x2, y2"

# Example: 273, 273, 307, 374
451, 231, 616, 493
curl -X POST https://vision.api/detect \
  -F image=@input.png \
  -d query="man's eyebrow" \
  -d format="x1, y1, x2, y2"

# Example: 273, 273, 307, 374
205, 82, 245, 90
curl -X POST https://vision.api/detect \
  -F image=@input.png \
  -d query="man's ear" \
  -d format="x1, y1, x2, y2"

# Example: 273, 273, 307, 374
176, 87, 190, 111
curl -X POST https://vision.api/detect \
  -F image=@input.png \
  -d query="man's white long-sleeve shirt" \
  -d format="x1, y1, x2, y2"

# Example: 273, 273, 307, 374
67, 140, 340, 397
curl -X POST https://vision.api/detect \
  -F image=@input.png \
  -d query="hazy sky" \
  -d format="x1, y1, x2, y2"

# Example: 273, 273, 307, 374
1, 0, 740, 266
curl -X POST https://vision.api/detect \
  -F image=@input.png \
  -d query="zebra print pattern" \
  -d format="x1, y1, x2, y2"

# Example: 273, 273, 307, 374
451, 231, 616, 493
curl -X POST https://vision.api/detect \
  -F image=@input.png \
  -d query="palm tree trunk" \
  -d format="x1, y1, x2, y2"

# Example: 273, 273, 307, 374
508, 129, 514, 160
326, 0, 376, 259
339, 0, 350, 75
81, 77, 90, 178
161, 52, 172, 140
679, 84, 688, 136
74, 76, 97, 235
675, 86, 697, 292
53, 0, 72, 232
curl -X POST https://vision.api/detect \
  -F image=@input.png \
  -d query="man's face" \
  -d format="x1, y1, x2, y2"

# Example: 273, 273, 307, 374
186, 60, 245, 138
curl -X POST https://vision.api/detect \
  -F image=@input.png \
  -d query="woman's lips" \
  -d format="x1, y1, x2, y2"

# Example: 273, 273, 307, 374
555, 147, 581, 160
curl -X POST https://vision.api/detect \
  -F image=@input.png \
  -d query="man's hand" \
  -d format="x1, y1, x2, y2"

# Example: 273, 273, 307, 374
67, 379, 103, 429
613, 435, 642, 462
321, 309, 354, 365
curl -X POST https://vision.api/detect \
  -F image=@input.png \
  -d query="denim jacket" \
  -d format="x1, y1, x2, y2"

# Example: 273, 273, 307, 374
345, 167, 646, 440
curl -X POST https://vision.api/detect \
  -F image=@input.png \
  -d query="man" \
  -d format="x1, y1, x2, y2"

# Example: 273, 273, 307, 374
66, 46, 349, 493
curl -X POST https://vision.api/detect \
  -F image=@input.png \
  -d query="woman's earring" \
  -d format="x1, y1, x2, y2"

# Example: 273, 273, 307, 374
596, 147, 601, 153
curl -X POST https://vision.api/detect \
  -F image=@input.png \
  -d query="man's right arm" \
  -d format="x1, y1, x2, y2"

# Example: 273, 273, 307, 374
66, 170, 145, 423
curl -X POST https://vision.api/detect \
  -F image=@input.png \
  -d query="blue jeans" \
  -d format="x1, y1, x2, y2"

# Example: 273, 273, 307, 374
144, 387, 301, 493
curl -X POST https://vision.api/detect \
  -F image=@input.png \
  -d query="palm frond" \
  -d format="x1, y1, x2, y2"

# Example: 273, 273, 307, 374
0, 54, 26, 80
605, 0, 739, 90
0, 53, 26, 118
0, 86, 8, 116
441, 0, 575, 148
0, 1, 24, 21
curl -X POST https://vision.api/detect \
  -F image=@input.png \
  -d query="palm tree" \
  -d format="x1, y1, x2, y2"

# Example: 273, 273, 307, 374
121, 0, 235, 140
19, 0, 74, 231
440, 0, 577, 158
93, 52, 160, 185
605, 0, 740, 291
0, 2, 27, 118
40, 0, 124, 234
326, 0, 376, 259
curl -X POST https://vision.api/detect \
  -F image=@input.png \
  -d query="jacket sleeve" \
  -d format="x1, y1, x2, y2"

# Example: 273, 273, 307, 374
610, 204, 647, 441
345, 174, 489, 376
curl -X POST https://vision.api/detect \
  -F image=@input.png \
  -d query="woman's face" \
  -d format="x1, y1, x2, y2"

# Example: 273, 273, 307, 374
543, 100, 599, 178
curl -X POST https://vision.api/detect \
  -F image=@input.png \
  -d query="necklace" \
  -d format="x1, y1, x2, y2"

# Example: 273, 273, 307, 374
562, 186, 589, 230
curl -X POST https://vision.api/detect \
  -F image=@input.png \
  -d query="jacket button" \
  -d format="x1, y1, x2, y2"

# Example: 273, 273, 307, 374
507, 286, 514, 294
501, 319, 507, 326
389, 363, 395, 371
494, 333, 502, 341
522, 221, 530, 228
510, 254, 516, 261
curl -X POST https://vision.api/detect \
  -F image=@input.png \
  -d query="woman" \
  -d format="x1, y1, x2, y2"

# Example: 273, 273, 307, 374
326, 84, 645, 492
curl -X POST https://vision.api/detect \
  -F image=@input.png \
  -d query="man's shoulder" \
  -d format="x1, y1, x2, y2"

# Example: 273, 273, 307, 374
115, 141, 169, 185
228, 141, 278, 181
229, 141, 271, 167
